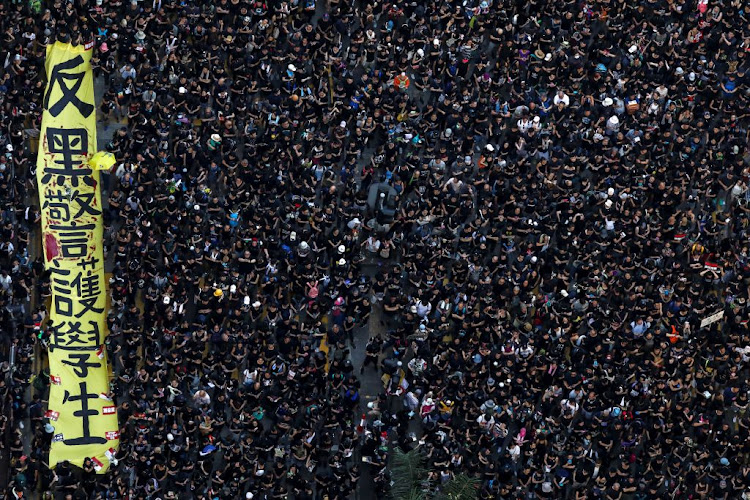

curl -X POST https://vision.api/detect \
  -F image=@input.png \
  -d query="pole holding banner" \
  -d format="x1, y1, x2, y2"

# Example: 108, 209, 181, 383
36, 40, 119, 474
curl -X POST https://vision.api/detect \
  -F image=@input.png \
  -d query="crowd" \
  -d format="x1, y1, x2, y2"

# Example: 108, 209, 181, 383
1, 0, 750, 498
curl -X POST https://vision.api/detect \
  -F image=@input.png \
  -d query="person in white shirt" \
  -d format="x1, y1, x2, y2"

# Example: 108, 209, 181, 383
120, 64, 137, 80
0, 270, 11, 292
442, 176, 464, 194
415, 298, 432, 318
193, 389, 211, 406
606, 114, 620, 133
364, 236, 381, 254
517, 116, 533, 134
553, 90, 570, 107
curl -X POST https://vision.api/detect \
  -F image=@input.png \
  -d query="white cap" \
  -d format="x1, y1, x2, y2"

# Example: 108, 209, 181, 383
338, 258, 347, 266
433, 38, 440, 46
252, 301, 261, 308
605, 199, 613, 209
299, 241, 309, 250
609, 115, 619, 124
340, 120, 347, 128
485, 144, 495, 152
417, 48, 424, 57
244, 296, 251, 305
178, 87, 187, 94
531, 256, 538, 263
533, 116, 540, 123
544, 53, 552, 61
602, 97, 613, 107
607, 187, 615, 196
338, 245, 346, 254
246, 494, 254, 500
629, 45, 638, 54
287, 64, 296, 72
167, 433, 174, 441
230, 284, 237, 293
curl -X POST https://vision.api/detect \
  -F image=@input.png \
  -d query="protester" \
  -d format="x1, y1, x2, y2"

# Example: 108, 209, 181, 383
2, 0, 750, 498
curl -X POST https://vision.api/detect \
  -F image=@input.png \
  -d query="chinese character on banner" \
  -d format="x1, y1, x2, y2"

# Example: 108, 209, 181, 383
60, 352, 102, 378
49, 264, 104, 318
43, 56, 95, 118
43, 188, 101, 221
47, 225, 94, 259
42, 128, 95, 187
61, 381, 107, 446
49, 319, 102, 352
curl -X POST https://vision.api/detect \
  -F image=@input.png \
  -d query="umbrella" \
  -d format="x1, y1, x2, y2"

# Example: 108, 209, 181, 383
89, 151, 116, 171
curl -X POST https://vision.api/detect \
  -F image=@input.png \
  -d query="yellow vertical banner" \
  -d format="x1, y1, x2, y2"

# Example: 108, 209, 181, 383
36, 41, 119, 473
